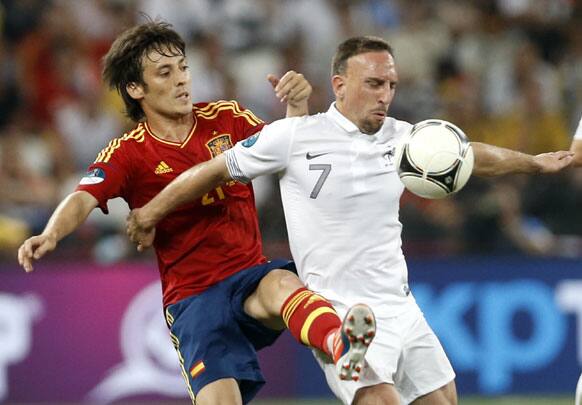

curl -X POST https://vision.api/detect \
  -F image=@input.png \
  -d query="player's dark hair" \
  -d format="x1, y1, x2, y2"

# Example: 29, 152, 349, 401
102, 20, 186, 122
331, 36, 394, 76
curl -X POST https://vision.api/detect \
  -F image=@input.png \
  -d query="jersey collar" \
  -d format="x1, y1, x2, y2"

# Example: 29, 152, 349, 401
327, 102, 360, 134
327, 102, 387, 139
144, 109, 197, 148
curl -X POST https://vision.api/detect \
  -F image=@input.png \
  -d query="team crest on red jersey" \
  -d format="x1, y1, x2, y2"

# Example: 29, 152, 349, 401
206, 134, 233, 158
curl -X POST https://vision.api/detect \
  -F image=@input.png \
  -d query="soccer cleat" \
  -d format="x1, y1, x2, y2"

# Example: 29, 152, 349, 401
332, 303, 376, 382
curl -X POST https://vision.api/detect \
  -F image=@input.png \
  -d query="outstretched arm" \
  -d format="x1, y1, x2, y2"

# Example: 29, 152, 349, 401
268, 70, 312, 118
17, 191, 98, 272
126, 154, 231, 250
571, 116, 582, 167
571, 139, 582, 167
472, 142, 574, 177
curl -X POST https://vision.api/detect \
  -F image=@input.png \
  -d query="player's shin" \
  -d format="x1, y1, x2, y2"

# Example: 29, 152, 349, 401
280, 287, 341, 357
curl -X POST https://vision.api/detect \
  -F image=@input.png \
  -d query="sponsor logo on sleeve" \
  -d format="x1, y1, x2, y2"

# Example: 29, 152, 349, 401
79, 168, 106, 185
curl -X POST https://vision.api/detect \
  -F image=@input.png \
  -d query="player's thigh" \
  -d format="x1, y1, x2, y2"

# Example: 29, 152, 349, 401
196, 378, 243, 405
244, 268, 303, 328
395, 304, 456, 404
410, 380, 457, 405
353, 383, 400, 405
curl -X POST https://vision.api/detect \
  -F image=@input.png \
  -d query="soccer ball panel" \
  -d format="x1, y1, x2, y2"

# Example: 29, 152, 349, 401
400, 174, 450, 199
395, 119, 474, 199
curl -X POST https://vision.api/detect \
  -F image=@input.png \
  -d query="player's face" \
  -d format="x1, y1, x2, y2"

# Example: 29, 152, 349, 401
131, 47, 192, 120
333, 51, 398, 135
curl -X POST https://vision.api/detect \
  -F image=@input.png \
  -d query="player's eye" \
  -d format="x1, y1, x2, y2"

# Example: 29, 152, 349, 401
366, 79, 382, 88
180, 65, 190, 71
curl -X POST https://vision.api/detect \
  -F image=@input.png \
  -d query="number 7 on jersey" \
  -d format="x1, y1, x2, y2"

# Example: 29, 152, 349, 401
309, 164, 331, 199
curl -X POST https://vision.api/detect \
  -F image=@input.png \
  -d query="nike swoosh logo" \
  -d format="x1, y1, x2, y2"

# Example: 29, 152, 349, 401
306, 152, 330, 160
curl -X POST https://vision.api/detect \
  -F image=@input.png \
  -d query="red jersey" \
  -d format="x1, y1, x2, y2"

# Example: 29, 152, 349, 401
76, 101, 267, 306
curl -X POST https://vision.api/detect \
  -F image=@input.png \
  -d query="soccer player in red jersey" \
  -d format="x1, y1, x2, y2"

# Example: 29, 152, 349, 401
17, 21, 375, 405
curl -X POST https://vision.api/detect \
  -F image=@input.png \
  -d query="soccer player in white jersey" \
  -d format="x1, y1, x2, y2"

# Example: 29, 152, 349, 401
572, 115, 582, 166
126, 37, 574, 404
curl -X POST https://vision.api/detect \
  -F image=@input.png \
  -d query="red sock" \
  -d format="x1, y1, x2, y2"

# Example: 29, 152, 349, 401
281, 287, 341, 356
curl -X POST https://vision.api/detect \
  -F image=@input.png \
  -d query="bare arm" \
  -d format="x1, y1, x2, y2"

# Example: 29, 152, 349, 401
17, 190, 98, 272
126, 154, 231, 249
267, 70, 312, 118
472, 142, 574, 177
571, 139, 582, 167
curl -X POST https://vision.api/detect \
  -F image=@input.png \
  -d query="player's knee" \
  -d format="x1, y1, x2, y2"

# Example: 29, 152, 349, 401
441, 380, 458, 405
196, 378, 242, 405
260, 269, 303, 302
253, 269, 303, 318
353, 383, 399, 405
411, 380, 457, 405
272, 269, 303, 294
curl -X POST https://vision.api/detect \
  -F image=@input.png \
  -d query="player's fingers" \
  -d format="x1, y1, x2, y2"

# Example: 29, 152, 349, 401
22, 237, 36, 259
17, 245, 29, 271
33, 240, 55, 260
17, 243, 25, 266
22, 256, 33, 273
277, 70, 296, 86
287, 85, 311, 103
275, 76, 301, 101
557, 151, 575, 159
275, 71, 299, 94
136, 233, 154, 252
267, 74, 279, 89
18, 242, 34, 272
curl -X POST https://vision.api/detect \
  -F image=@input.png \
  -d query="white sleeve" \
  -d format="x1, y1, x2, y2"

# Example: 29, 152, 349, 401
575, 116, 582, 140
224, 117, 297, 183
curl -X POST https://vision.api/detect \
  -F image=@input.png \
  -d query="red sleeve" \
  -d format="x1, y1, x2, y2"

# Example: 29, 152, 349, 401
230, 101, 265, 142
75, 141, 131, 214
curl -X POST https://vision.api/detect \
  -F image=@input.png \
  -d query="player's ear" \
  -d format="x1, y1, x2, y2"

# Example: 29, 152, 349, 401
126, 82, 144, 100
331, 75, 346, 101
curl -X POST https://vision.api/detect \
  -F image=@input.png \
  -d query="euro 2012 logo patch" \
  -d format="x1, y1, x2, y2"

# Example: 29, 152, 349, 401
206, 134, 233, 158
79, 167, 106, 185
242, 132, 261, 148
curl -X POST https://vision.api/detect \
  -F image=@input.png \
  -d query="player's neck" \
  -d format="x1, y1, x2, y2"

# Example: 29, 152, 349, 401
145, 112, 195, 143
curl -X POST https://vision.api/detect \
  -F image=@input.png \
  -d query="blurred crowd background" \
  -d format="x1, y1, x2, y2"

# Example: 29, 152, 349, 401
0, 0, 581, 267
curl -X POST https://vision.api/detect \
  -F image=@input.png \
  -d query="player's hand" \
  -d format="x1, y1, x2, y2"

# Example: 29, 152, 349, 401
267, 70, 312, 107
17, 234, 57, 273
533, 151, 574, 173
126, 209, 156, 252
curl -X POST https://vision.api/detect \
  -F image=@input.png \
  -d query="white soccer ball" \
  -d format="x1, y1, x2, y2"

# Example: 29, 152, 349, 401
395, 119, 474, 199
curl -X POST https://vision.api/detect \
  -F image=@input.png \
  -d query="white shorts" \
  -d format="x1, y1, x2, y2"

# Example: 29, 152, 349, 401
314, 300, 455, 404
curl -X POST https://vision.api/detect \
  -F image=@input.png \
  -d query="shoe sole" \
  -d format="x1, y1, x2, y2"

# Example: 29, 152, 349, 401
337, 303, 376, 382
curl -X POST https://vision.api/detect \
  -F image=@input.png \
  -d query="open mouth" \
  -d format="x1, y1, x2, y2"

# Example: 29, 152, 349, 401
176, 91, 190, 101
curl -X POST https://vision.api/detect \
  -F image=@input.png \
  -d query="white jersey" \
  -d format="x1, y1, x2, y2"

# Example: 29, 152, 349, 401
225, 103, 414, 315
575, 116, 582, 139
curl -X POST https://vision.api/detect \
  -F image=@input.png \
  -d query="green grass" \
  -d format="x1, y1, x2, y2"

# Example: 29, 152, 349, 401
254, 396, 573, 404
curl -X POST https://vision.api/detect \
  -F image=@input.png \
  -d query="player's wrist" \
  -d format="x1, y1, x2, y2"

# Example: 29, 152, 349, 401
140, 205, 163, 228
40, 230, 58, 243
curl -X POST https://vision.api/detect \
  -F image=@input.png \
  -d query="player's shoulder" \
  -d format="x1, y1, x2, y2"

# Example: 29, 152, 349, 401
262, 114, 323, 136
193, 100, 263, 125
94, 123, 146, 164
